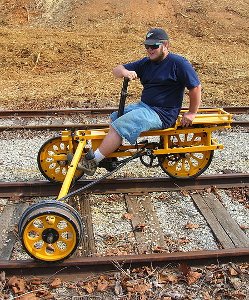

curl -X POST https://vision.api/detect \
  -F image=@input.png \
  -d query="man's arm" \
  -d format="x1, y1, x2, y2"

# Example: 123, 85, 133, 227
113, 64, 137, 80
181, 84, 201, 127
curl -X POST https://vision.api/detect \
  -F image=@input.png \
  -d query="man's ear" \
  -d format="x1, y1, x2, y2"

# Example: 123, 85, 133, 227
164, 41, 169, 49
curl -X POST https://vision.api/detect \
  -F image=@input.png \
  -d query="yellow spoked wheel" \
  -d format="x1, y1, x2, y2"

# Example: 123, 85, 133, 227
19, 200, 83, 262
38, 137, 84, 183
159, 132, 214, 179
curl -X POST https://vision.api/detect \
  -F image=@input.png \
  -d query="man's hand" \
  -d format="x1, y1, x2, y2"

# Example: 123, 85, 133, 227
123, 70, 137, 80
181, 112, 196, 127
113, 65, 137, 80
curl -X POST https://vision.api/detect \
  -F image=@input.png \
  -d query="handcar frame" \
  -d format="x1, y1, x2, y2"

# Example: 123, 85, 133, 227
18, 79, 233, 262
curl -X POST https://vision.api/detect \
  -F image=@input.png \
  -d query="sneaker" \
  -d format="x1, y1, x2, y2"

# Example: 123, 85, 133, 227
78, 149, 97, 176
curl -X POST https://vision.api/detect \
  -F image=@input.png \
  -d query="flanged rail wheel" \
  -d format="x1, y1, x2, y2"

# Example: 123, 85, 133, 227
38, 137, 84, 183
159, 132, 214, 179
18, 200, 83, 262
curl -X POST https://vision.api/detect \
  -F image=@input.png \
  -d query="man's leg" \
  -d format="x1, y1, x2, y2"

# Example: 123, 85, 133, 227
98, 125, 122, 157
78, 125, 122, 175
79, 102, 162, 175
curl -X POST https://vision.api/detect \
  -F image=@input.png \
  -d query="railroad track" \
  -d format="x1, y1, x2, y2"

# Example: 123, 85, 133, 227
0, 106, 248, 131
0, 106, 248, 298
0, 106, 248, 117
0, 174, 248, 276
0, 121, 248, 131
0, 174, 248, 197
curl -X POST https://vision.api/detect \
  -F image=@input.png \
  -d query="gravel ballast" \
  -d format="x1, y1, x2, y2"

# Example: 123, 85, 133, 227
0, 126, 248, 182
0, 122, 248, 261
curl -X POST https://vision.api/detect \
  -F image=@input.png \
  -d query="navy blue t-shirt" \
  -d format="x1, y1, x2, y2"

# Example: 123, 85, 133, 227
124, 53, 200, 128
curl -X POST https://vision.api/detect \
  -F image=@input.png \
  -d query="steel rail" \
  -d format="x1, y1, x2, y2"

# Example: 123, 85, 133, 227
1, 248, 249, 276
1, 174, 248, 276
0, 107, 117, 117
0, 123, 108, 131
0, 106, 248, 118
0, 174, 248, 198
0, 120, 248, 131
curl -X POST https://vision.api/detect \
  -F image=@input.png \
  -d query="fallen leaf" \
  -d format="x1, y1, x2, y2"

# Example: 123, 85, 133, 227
105, 248, 128, 256
50, 278, 62, 288
185, 222, 200, 229
203, 291, 211, 300
126, 282, 151, 294
228, 263, 242, 274
205, 187, 212, 193
179, 263, 191, 276
181, 190, 189, 196
97, 277, 109, 291
159, 273, 178, 284
205, 186, 217, 193
231, 291, 246, 299
144, 266, 154, 276
8, 276, 25, 294
153, 246, 168, 253
67, 283, 77, 289
178, 237, 190, 244
36, 290, 51, 298
122, 213, 133, 220
82, 281, 95, 294
104, 235, 116, 244
229, 267, 239, 276
19, 293, 39, 300
238, 198, 245, 203
240, 224, 249, 230
187, 271, 202, 285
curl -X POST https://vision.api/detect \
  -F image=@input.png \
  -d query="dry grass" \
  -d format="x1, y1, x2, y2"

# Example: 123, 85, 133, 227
0, 0, 248, 110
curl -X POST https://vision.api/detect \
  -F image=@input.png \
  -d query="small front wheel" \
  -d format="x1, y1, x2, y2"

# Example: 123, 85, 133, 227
18, 200, 83, 262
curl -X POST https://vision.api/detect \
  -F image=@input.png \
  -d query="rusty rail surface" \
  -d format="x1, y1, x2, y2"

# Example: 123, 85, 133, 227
0, 106, 248, 117
0, 174, 248, 276
0, 107, 117, 117
0, 174, 248, 198
0, 120, 248, 131
1, 248, 249, 276
0, 106, 247, 130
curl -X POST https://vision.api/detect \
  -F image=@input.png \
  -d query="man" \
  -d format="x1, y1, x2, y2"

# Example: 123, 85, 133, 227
79, 28, 201, 175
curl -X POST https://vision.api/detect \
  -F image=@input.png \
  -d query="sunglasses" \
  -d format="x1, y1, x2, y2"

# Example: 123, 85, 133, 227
145, 43, 162, 50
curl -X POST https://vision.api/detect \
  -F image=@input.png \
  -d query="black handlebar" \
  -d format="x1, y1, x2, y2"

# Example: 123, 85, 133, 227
117, 77, 129, 118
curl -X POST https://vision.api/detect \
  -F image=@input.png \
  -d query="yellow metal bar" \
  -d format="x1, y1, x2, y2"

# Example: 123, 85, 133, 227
107, 144, 223, 158
180, 108, 230, 114
140, 125, 231, 137
206, 131, 212, 146
57, 140, 86, 200
53, 154, 67, 160
153, 144, 223, 155
73, 125, 230, 142
61, 130, 72, 141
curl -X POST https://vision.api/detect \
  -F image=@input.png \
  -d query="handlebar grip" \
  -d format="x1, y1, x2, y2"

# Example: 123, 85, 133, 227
117, 77, 129, 118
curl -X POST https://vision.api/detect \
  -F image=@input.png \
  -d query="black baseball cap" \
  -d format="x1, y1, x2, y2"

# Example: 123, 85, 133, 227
144, 28, 169, 45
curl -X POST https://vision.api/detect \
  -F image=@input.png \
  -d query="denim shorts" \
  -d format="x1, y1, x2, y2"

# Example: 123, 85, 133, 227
110, 102, 163, 144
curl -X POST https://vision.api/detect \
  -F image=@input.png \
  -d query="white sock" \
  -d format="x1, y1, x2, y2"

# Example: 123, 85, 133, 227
94, 148, 105, 163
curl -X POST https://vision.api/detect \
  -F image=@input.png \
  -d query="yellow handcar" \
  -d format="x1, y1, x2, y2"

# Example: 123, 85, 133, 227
18, 80, 233, 262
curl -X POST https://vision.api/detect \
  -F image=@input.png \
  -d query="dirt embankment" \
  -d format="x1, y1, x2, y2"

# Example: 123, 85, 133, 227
0, 0, 248, 110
